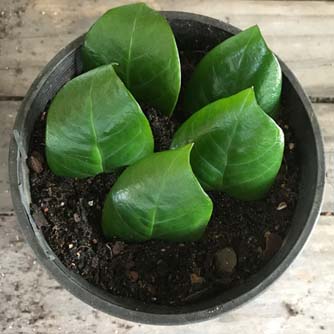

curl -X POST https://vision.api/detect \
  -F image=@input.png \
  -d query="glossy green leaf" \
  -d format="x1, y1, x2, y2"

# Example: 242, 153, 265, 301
172, 88, 284, 200
82, 2, 181, 117
102, 144, 213, 242
183, 25, 282, 117
46, 64, 154, 178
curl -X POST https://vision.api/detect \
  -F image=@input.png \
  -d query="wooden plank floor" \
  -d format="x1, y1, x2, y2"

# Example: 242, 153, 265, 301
0, 1, 333, 333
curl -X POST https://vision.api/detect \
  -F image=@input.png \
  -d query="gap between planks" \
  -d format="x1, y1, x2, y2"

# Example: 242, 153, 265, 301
0, 211, 333, 218
0, 96, 24, 101
1, 96, 334, 103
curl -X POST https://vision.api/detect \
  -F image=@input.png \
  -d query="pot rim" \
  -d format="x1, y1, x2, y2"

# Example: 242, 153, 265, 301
8, 11, 325, 326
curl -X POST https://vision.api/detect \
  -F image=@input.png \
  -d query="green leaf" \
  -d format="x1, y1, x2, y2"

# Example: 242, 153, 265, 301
171, 88, 284, 200
183, 25, 282, 117
46, 64, 154, 178
102, 144, 213, 242
82, 2, 181, 117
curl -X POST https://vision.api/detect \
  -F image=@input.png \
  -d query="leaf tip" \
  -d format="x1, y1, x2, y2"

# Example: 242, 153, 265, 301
247, 24, 261, 36
180, 142, 195, 156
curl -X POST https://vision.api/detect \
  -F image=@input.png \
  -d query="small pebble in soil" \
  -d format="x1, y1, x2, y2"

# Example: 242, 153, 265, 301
263, 232, 283, 258
112, 241, 124, 255
288, 143, 295, 150
190, 273, 205, 285
128, 271, 139, 282
28, 151, 44, 174
215, 247, 237, 274
73, 213, 81, 222
277, 202, 288, 211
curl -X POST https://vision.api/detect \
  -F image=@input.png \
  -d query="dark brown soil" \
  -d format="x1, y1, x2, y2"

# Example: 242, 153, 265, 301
29, 50, 300, 306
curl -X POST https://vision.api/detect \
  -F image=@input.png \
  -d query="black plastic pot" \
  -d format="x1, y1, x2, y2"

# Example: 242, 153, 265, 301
9, 12, 325, 325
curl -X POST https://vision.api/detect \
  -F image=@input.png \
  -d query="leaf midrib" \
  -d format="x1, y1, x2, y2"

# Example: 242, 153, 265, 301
220, 90, 252, 188
88, 78, 104, 172
149, 153, 180, 237
125, 4, 143, 87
